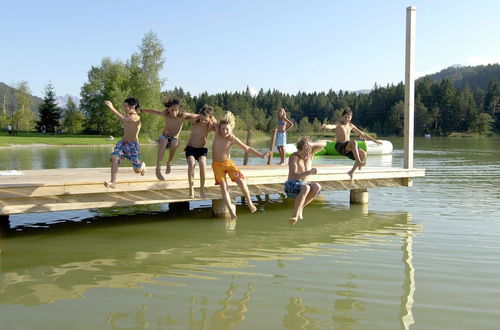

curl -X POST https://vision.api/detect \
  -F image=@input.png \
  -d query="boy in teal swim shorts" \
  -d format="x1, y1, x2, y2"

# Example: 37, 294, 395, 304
284, 137, 326, 225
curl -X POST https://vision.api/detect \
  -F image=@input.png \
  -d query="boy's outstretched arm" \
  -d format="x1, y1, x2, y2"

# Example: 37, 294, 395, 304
310, 141, 327, 153
104, 101, 134, 123
141, 108, 166, 116
234, 136, 270, 158
321, 123, 337, 130
352, 126, 382, 144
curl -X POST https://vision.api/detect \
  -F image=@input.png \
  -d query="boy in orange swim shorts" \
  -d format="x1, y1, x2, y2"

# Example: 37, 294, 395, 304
212, 111, 270, 219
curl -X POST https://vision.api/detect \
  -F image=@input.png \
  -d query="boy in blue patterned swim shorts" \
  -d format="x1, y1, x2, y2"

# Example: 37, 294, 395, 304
284, 137, 326, 225
104, 98, 146, 189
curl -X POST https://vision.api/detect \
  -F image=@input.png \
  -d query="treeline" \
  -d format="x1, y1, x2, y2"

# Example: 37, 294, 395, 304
169, 75, 499, 136
1, 31, 499, 137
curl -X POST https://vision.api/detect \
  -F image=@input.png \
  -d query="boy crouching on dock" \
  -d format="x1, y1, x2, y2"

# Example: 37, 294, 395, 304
212, 111, 270, 220
104, 98, 146, 189
285, 137, 326, 225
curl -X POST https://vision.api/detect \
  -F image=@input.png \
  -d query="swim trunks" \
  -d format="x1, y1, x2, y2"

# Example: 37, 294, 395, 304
212, 159, 244, 185
185, 145, 208, 161
335, 141, 355, 160
283, 179, 309, 198
158, 134, 178, 149
110, 140, 142, 168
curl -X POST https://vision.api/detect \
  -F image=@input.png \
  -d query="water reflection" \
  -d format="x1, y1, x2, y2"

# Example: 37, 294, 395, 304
0, 202, 420, 329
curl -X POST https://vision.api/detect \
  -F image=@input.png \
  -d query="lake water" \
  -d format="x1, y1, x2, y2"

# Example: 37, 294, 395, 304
1, 137, 499, 329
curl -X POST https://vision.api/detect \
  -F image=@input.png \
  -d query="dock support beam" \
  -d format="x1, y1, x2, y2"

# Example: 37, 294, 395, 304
212, 199, 235, 218
0, 215, 10, 237
350, 189, 369, 204
404, 6, 416, 169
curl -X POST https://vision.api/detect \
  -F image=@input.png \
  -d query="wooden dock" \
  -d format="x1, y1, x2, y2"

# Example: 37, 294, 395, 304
0, 164, 425, 217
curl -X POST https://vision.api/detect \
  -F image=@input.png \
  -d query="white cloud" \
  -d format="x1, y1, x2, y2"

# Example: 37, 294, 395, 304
248, 86, 258, 97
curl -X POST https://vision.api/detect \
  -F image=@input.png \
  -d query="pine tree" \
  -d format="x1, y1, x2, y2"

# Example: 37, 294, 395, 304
37, 83, 61, 133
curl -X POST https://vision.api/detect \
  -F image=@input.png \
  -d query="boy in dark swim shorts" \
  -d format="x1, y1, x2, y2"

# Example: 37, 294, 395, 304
322, 107, 382, 181
185, 105, 217, 198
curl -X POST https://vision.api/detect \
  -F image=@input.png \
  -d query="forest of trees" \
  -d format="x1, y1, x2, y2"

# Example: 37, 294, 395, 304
1, 32, 499, 137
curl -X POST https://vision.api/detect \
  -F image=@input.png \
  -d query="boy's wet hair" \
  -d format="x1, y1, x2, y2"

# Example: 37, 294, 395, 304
342, 107, 353, 117
296, 137, 311, 151
199, 105, 214, 117
219, 111, 236, 129
124, 97, 140, 110
163, 96, 184, 117
162, 96, 182, 109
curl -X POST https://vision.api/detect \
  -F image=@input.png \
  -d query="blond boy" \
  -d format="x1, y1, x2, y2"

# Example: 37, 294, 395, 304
212, 111, 270, 220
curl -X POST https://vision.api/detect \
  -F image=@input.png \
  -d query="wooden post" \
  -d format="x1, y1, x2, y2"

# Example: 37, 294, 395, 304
267, 129, 277, 165
404, 6, 416, 169
0, 215, 10, 237
212, 199, 235, 218
350, 189, 368, 204
243, 129, 253, 165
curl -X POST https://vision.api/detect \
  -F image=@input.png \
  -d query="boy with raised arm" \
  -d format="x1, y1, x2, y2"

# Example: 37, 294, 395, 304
104, 98, 146, 189
212, 111, 270, 220
141, 97, 196, 180
322, 107, 382, 181
185, 105, 217, 198
285, 137, 326, 225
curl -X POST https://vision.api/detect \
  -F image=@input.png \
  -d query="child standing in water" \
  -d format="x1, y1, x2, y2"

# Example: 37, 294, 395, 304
185, 105, 217, 198
322, 107, 381, 181
275, 107, 294, 165
285, 137, 326, 225
104, 98, 146, 188
212, 111, 271, 220
141, 97, 196, 180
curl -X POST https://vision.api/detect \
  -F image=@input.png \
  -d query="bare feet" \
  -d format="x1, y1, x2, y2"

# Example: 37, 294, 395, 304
248, 202, 257, 213
155, 167, 165, 181
276, 162, 286, 166
165, 164, 172, 174
104, 181, 116, 189
200, 188, 206, 199
357, 162, 366, 170
289, 217, 298, 225
347, 170, 355, 183
189, 187, 195, 199
229, 204, 237, 220
140, 162, 146, 176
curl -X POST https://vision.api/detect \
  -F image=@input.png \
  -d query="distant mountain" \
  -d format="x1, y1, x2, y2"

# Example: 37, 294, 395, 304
418, 63, 500, 91
57, 94, 80, 108
0, 82, 43, 115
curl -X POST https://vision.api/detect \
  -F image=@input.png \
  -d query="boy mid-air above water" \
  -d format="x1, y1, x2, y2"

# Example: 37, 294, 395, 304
285, 137, 326, 225
103, 98, 146, 189
322, 107, 381, 181
185, 105, 217, 198
212, 111, 271, 220
141, 97, 196, 180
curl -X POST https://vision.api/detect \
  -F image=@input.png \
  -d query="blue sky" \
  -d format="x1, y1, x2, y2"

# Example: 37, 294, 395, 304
2, 0, 499, 98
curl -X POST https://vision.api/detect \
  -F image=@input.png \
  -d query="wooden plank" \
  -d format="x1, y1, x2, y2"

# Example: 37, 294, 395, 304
0, 165, 425, 215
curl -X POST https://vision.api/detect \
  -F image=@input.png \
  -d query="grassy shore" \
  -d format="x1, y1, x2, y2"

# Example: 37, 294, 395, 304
0, 130, 277, 147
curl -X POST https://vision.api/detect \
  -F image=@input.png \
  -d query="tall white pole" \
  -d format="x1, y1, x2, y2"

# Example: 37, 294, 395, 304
404, 6, 416, 169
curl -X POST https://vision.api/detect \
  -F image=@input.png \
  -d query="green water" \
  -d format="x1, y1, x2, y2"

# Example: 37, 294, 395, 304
1, 137, 499, 329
